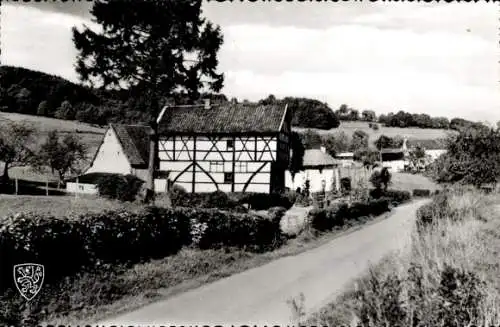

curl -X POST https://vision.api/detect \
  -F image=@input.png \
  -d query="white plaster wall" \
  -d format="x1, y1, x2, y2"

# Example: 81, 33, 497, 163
86, 128, 132, 175
286, 168, 336, 193
66, 182, 98, 194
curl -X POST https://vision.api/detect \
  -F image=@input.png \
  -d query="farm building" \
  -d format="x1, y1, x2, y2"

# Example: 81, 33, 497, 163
335, 152, 355, 167
285, 146, 340, 193
155, 101, 292, 193
85, 123, 153, 182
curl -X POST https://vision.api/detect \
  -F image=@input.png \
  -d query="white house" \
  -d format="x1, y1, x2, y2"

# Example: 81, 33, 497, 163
85, 123, 153, 181
67, 124, 153, 194
335, 152, 355, 167
286, 147, 340, 193
154, 101, 292, 194
425, 149, 446, 161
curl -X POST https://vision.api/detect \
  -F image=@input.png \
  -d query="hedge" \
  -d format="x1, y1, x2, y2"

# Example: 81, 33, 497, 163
236, 192, 296, 210
0, 206, 282, 292
309, 198, 390, 232
169, 188, 244, 212
413, 189, 431, 197
370, 189, 411, 205
95, 174, 144, 202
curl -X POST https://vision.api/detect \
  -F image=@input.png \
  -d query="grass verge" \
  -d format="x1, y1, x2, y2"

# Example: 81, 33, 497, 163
307, 188, 500, 327
28, 205, 399, 325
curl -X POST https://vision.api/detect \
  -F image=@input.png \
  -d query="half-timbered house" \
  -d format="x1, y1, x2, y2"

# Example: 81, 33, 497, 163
155, 102, 291, 194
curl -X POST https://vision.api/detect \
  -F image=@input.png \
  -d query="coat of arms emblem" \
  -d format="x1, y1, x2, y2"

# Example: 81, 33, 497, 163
13, 263, 44, 301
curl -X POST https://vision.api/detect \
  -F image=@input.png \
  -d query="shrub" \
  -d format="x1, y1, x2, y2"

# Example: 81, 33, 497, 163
0, 206, 282, 293
413, 189, 431, 197
309, 199, 389, 232
370, 189, 411, 205
95, 174, 144, 202
169, 189, 242, 211
237, 192, 295, 210
340, 177, 351, 194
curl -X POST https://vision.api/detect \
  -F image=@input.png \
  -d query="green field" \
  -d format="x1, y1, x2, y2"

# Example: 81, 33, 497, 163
294, 120, 456, 144
0, 113, 106, 182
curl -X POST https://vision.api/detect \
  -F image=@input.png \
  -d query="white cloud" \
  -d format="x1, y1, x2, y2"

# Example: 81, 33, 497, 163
1, 2, 498, 123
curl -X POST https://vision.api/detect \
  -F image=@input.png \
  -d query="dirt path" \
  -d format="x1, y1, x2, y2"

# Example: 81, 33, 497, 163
97, 199, 430, 326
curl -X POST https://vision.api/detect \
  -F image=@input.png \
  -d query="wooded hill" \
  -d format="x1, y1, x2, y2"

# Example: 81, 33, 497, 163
0, 65, 483, 132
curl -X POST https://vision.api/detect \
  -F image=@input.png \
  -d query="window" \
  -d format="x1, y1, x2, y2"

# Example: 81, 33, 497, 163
78, 185, 84, 191
210, 161, 224, 172
224, 172, 234, 183
235, 162, 248, 173
226, 139, 234, 150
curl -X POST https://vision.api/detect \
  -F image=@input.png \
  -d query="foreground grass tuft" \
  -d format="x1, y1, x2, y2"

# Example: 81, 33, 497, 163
308, 188, 500, 327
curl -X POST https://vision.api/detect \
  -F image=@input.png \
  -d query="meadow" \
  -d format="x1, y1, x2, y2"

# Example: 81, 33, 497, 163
294, 120, 456, 144
307, 187, 500, 326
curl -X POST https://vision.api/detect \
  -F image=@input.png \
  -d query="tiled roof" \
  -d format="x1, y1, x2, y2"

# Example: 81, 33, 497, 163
380, 148, 404, 154
303, 149, 338, 168
158, 103, 287, 134
111, 124, 153, 167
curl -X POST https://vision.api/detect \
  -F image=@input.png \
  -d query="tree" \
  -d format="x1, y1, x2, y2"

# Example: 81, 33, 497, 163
374, 135, 396, 150
321, 131, 350, 157
54, 100, 75, 120
362, 110, 377, 122
354, 148, 379, 169
408, 145, 427, 170
289, 131, 305, 179
73, 0, 223, 113
0, 122, 35, 187
37, 101, 50, 116
350, 130, 369, 151
300, 129, 322, 149
436, 127, 500, 187
35, 131, 87, 187
370, 167, 391, 191
73, 0, 224, 200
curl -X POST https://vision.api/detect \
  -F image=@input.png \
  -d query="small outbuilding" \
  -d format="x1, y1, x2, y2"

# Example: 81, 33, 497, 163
286, 147, 340, 193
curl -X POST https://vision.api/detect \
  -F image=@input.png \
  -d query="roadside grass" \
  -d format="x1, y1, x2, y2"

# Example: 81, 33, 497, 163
294, 120, 455, 143
307, 189, 500, 327
36, 203, 397, 325
0, 195, 143, 219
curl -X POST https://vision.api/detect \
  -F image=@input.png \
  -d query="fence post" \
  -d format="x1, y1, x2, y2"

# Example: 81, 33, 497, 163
15, 178, 18, 195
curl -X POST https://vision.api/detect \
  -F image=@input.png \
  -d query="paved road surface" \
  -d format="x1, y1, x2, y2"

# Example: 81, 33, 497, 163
97, 199, 429, 326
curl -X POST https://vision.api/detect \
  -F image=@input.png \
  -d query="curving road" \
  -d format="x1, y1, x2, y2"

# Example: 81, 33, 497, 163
97, 199, 429, 326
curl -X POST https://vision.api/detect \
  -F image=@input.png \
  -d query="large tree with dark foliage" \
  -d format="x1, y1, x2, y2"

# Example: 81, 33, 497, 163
259, 95, 340, 130
72, 0, 224, 117
434, 126, 500, 187
73, 0, 224, 200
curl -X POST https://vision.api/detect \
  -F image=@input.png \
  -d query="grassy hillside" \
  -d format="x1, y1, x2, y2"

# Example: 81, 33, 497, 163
0, 112, 105, 183
294, 120, 456, 146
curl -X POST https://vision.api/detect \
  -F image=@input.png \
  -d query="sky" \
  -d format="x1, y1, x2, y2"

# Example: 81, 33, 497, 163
1, 1, 499, 123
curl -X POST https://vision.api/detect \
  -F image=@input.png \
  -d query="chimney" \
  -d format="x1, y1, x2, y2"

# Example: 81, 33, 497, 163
320, 146, 326, 154
204, 98, 211, 109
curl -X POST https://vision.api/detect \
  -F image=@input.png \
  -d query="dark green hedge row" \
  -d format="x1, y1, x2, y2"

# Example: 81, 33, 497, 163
413, 189, 432, 197
0, 206, 282, 292
309, 198, 391, 232
233, 192, 297, 210
95, 174, 145, 202
169, 186, 247, 212
370, 189, 412, 205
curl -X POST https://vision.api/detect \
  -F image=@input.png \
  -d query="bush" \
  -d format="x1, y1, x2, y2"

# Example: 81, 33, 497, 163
340, 177, 351, 194
413, 189, 431, 197
169, 188, 242, 211
0, 206, 282, 293
95, 174, 144, 202
370, 189, 411, 205
309, 199, 390, 232
237, 192, 295, 210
